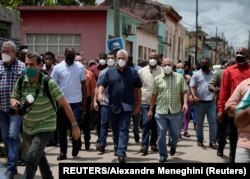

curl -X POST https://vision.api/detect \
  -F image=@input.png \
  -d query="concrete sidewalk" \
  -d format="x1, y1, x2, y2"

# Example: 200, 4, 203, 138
1, 122, 229, 178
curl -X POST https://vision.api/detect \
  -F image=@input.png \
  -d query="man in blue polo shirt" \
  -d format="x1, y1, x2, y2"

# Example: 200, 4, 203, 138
97, 49, 142, 163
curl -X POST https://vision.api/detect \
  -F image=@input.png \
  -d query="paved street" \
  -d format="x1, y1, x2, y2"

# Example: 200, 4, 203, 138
0, 121, 230, 178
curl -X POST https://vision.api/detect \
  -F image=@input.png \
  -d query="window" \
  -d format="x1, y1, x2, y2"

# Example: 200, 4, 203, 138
148, 48, 151, 58
144, 47, 147, 60
0, 21, 11, 38
138, 45, 143, 59
26, 34, 81, 56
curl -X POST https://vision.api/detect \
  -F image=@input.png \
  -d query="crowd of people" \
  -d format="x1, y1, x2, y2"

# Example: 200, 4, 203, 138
0, 40, 250, 178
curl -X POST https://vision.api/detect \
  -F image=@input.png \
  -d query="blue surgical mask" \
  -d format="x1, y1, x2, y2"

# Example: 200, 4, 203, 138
24, 67, 38, 78
177, 68, 184, 74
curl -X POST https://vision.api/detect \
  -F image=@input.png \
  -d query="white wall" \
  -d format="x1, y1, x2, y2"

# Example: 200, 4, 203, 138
136, 29, 158, 62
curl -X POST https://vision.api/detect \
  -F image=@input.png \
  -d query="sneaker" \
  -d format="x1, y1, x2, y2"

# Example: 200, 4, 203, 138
3, 169, 17, 179
159, 157, 167, 163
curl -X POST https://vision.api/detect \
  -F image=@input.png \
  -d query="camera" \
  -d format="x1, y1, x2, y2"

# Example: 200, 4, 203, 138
9, 94, 35, 116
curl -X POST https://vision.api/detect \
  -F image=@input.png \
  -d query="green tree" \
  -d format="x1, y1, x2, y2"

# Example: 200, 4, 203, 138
57, 0, 77, 5
0, 0, 97, 7
83, 0, 95, 5
0, 0, 23, 8
44, 0, 56, 6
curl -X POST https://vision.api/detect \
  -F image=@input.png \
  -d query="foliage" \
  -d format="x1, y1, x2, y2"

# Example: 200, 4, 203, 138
57, 0, 77, 5
44, 0, 56, 6
0, 0, 23, 9
83, 0, 95, 5
0, 0, 96, 7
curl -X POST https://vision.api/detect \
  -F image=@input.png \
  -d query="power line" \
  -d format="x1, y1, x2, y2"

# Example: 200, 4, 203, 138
203, 5, 250, 25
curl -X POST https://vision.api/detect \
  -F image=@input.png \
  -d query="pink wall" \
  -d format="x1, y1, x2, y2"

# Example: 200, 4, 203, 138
20, 9, 107, 60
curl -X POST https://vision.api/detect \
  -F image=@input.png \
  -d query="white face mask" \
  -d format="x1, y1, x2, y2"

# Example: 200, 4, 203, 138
2, 54, 11, 63
117, 59, 126, 68
107, 59, 115, 67
99, 59, 106, 66
149, 59, 157, 66
163, 66, 172, 74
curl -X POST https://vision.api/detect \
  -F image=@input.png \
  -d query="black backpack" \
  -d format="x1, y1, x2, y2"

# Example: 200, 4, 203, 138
17, 72, 57, 112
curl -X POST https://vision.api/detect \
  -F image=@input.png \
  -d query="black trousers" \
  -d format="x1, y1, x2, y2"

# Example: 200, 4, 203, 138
217, 113, 238, 163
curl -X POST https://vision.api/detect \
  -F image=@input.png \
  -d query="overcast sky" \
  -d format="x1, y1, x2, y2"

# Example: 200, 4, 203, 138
96, 0, 250, 49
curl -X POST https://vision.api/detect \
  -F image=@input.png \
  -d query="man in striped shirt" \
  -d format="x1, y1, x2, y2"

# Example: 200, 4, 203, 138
11, 52, 80, 179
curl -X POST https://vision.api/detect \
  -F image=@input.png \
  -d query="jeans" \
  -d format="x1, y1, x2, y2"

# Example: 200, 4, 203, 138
99, 105, 111, 146
112, 111, 131, 157
141, 104, 157, 146
190, 102, 196, 124
58, 103, 81, 155
155, 112, 182, 158
22, 132, 54, 179
141, 104, 151, 146
194, 101, 217, 142
0, 110, 22, 172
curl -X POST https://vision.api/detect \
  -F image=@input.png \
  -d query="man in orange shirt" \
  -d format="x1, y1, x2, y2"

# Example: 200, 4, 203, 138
75, 55, 96, 150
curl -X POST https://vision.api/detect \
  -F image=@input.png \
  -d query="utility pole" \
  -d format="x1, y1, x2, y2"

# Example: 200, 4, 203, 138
248, 30, 250, 57
114, 0, 120, 38
195, 0, 198, 64
215, 26, 218, 64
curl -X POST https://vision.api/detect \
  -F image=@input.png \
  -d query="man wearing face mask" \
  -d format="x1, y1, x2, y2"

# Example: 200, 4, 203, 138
75, 54, 96, 150
11, 52, 80, 179
89, 52, 107, 145
95, 52, 117, 154
138, 52, 163, 155
148, 58, 188, 162
0, 41, 25, 178
218, 47, 250, 163
42, 51, 55, 76
89, 52, 107, 80
127, 55, 141, 143
98, 49, 142, 163
176, 62, 184, 75
51, 47, 86, 160
190, 57, 217, 150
